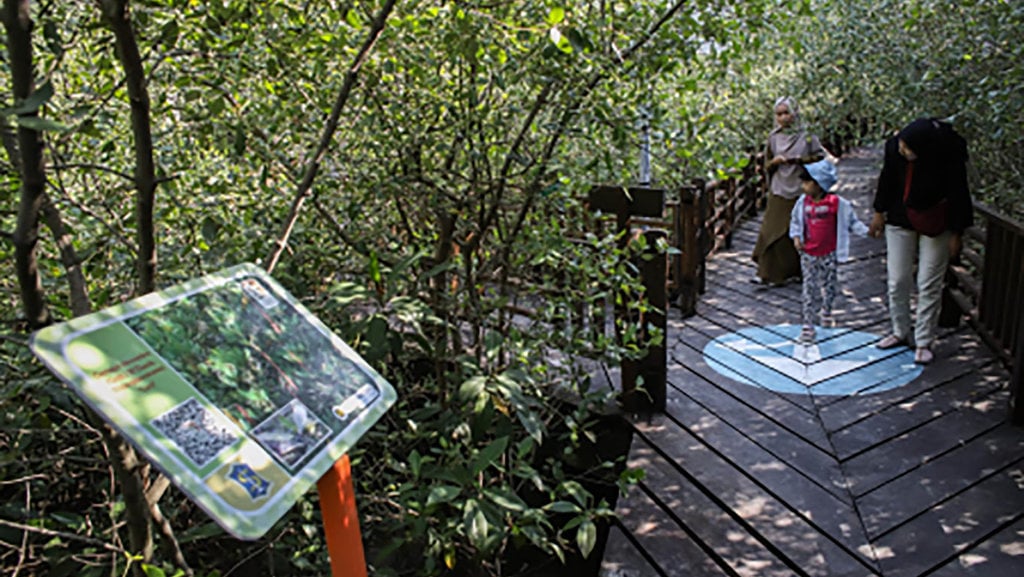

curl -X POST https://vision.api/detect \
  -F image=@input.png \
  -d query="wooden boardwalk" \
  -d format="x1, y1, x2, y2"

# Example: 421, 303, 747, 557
599, 149, 1024, 577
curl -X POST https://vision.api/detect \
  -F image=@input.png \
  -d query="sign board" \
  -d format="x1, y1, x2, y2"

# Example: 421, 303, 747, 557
30, 263, 397, 540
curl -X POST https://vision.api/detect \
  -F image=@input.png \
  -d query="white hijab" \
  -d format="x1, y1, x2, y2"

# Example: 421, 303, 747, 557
771, 96, 805, 151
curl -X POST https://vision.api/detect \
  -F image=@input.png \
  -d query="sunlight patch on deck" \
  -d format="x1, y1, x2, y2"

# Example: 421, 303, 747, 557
703, 325, 922, 396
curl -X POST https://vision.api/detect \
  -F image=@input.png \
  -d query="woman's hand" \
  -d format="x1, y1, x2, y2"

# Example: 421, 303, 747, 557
868, 212, 885, 238
949, 233, 963, 260
769, 155, 786, 168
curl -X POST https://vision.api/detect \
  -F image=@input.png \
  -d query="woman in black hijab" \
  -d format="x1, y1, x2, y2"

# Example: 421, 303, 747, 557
868, 117, 973, 364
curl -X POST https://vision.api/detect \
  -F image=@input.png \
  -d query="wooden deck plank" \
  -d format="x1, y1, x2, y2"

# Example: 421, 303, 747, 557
843, 390, 1016, 499
668, 324, 823, 427
828, 361, 1008, 460
599, 525, 670, 577
871, 469, 1024, 577
664, 367, 851, 505
922, 516, 1024, 577
816, 328, 995, 426
610, 447, 735, 577
627, 435, 795, 577
630, 417, 880, 577
857, 423, 1024, 538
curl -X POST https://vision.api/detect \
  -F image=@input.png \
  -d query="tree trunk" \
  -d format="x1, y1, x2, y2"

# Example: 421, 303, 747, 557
3, 0, 51, 329
97, 1, 161, 571
101, 0, 157, 295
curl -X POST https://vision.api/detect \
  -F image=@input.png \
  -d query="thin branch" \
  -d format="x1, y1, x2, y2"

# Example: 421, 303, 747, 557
466, 80, 555, 256
51, 162, 133, 181
40, 194, 91, 315
11, 481, 29, 577
265, 0, 398, 273
149, 502, 193, 577
310, 195, 385, 265
0, 518, 128, 554
0, 474, 47, 486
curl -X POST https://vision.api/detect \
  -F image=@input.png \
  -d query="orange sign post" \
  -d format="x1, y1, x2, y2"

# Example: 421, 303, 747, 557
317, 455, 368, 577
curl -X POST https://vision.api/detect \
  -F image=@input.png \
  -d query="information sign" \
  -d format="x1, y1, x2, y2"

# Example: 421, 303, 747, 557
31, 263, 397, 540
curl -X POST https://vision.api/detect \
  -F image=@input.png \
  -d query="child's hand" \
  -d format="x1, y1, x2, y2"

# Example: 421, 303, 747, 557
792, 237, 803, 252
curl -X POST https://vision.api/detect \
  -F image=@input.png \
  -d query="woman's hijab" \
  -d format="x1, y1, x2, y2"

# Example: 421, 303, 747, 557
771, 96, 805, 151
897, 117, 969, 205
898, 117, 967, 165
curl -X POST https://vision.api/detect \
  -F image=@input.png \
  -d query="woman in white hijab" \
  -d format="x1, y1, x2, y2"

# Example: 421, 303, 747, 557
752, 96, 826, 286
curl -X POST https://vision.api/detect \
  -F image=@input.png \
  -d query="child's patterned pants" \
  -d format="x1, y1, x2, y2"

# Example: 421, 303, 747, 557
801, 252, 837, 327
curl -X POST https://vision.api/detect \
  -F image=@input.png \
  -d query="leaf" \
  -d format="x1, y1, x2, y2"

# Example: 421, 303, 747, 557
543, 500, 581, 514
345, 9, 362, 27
409, 449, 422, 478
50, 512, 85, 530
159, 20, 180, 49
201, 216, 220, 242
561, 480, 589, 507
548, 28, 573, 54
457, 376, 487, 404
576, 519, 597, 558
176, 521, 225, 544
471, 437, 508, 475
426, 484, 461, 507
547, 7, 566, 25
363, 316, 389, 362
484, 488, 527, 512
463, 500, 489, 547
516, 405, 544, 443
369, 252, 382, 286
15, 81, 54, 114
43, 21, 64, 58
15, 116, 69, 133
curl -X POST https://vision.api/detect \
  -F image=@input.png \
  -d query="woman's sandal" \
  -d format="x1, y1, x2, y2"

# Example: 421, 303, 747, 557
914, 347, 934, 365
876, 334, 907, 349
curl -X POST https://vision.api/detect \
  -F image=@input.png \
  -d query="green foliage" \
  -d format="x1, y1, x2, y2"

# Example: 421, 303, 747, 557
3, 0, 1022, 575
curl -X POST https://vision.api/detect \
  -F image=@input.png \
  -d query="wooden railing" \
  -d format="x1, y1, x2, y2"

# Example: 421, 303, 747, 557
673, 152, 765, 315
946, 201, 1024, 424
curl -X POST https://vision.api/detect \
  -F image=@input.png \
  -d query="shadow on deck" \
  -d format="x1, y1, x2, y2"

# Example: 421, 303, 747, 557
599, 149, 1024, 577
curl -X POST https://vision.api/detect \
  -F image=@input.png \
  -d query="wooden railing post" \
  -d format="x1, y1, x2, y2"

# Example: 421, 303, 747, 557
668, 201, 682, 303
744, 154, 760, 218
696, 180, 710, 295
1011, 311, 1024, 426
586, 185, 666, 411
621, 229, 668, 414
1009, 233, 1024, 426
677, 186, 700, 316
724, 178, 736, 250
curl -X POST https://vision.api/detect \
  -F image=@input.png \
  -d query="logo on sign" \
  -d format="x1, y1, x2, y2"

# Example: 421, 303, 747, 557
228, 463, 271, 500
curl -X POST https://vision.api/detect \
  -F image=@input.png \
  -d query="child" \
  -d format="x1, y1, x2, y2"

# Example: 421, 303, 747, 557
789, 159, 869, 342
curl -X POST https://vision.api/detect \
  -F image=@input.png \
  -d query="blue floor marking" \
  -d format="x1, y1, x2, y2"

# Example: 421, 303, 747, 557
703, 325, 922, 396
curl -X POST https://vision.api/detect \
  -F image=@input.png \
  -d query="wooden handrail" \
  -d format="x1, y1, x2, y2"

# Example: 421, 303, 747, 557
974, 200, 1024, 237
944, 200, 1024, 424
